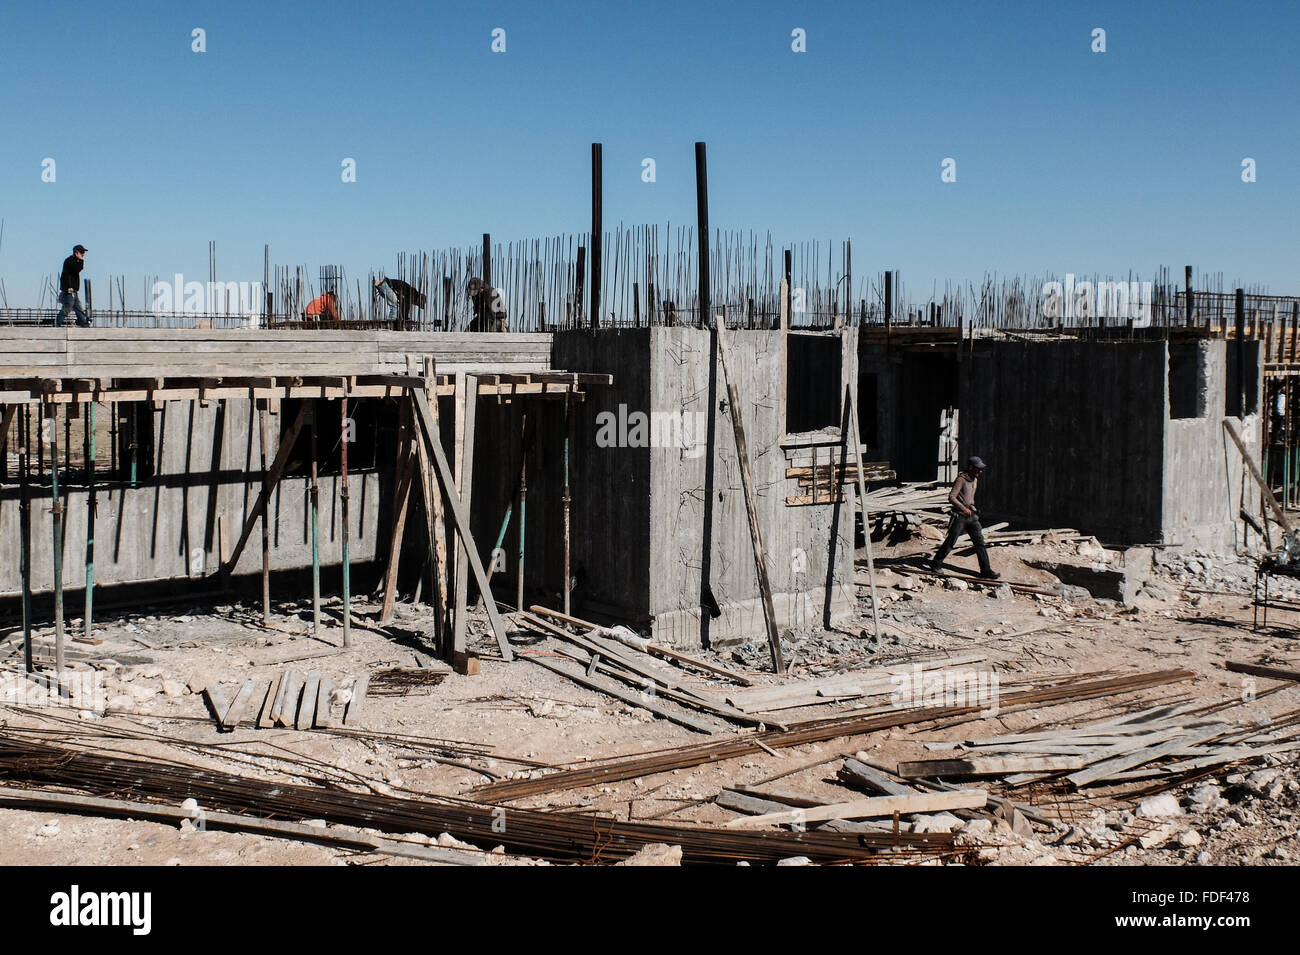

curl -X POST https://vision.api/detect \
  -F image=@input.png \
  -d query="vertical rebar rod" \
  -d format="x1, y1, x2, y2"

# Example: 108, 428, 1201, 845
517, 413, 527, 611
563, 396, 572, 617
340, 395, 351, 647
309, 403, 321, 635
48, 403, 65, 674
84, 401, 95, 636
258, 405, 271, 627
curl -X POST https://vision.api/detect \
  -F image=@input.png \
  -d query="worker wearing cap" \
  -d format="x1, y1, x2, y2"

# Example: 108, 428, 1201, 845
930, 456, 999, 579
55, 244, 91, 327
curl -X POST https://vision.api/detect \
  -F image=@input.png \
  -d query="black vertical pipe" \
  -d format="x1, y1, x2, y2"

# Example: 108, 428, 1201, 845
1185, 265, 1193, 327
694, 142, 710, 327
884, 271, 893, 329
482, 233, 491, 289
590, 143, 602, 329
845, 240, 851, 326
1235, 288, 1247, 417
574, 247, 586, 329
783, 249, 792, 328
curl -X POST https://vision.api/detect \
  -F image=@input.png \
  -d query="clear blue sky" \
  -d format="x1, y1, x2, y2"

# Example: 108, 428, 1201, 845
1, 0, 1296, 306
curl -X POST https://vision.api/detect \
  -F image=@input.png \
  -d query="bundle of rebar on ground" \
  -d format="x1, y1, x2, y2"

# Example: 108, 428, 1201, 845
473, 670, 1197, 803
0, 735, 956, 865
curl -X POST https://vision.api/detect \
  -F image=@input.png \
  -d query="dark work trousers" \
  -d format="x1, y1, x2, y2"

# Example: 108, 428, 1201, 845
933, 510, 992, 575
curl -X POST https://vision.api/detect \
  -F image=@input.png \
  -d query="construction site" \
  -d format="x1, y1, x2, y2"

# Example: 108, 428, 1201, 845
2, 143, 1299, 872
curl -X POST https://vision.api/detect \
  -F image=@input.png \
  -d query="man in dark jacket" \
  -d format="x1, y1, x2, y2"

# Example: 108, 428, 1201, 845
930, 456, 1000, 579
55, 244, 90, 327
373, 276, 427, 328
466, 277, 507, 332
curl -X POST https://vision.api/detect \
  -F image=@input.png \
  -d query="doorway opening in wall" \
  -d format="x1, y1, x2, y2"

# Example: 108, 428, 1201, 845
857, 373, 879, 450
786, 332, 842, 435
1168, 344, 1207, 419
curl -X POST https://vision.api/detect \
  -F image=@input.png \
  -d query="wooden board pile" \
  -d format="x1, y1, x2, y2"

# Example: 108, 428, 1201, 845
514, 606, 762, 734
905, 701, 1300, 790
721, 652, 989, 715
199, 668, 367, 732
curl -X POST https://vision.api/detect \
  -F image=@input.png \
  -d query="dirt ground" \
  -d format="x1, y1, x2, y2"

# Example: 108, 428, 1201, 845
2, 530, 1298, 866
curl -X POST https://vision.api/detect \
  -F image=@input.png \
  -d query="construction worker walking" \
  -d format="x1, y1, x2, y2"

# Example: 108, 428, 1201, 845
55, 244, 90, 327
930, 456, 1000, 579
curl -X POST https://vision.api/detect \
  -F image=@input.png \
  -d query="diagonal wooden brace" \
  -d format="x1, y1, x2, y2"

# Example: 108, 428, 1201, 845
221, 403, 309, 577
411, 388, 512, 660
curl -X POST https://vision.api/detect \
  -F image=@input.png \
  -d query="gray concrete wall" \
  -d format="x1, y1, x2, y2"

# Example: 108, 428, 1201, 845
1, 397, 384, 601
959, 340, 1167, 543
1162, 339, 1264, 550
645, 327, 857, 648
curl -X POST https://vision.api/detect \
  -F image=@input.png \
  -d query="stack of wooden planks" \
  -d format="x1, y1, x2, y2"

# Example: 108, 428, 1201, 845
902, 701, 1300, 789
721, 653, 989, 715
515, 606, 762, 735
199, 666, 385, 732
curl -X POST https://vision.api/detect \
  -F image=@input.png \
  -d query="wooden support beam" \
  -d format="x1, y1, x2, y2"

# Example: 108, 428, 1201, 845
715, 312, 784, 674
411, 388, 512, 660
451, 374, 480, 656
1223, 418, 1290, 532
221, 403, 308, 575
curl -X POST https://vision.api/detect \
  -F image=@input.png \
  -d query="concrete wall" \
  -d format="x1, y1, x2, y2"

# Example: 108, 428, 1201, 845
639, 327, 857, 648
1162, 339, 1264, 550
1, 397, 385, 602
959, 340, 1167, 543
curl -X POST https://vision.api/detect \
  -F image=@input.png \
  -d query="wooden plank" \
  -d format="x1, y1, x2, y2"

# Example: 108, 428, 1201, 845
716, 313, 783, 674
716, 790, 793, 816
1066, 724, 1230, 787
315, 674, 335, 728
524, 654, 718, 734
297, 672, 321, 730
725, 789, 988, 828
897, 756, 1087, 777
838, 757, 918, 797
451, 374, 478, 655
410, 388, 511, 660
1222, 418, 1290, 531
256, 677, 279, 729
344, 674, 369, 726
203, 685, 232, 728
1225, 661, 1300, 683
273, 670, 302, 727
221, 679, 259, 730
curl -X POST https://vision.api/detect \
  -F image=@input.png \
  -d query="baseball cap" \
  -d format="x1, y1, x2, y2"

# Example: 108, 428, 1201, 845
968, 456, 987, 471
73, 244, 88, 253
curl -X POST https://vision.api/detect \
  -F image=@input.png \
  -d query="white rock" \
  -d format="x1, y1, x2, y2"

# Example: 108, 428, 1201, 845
776, 856, 813, 866
37, 821, 60, 837
1136, 793, 1183, 819
162, 680, 187, 698
1178, 829, 1202, 847
616, 843, 682, 866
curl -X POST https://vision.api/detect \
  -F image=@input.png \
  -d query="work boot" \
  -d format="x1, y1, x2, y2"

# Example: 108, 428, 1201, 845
979, 569, 1001, 581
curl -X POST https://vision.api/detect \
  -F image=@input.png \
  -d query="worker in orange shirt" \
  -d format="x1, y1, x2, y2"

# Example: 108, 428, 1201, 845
304, 290, 340, 323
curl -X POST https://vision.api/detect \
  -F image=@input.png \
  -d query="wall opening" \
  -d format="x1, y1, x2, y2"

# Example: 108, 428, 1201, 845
786, 333, 842, 434
1225, 342, 1261, 418
1168, 344, 1207, 419
279, 398, 381, 476
857, 372, 879, 450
